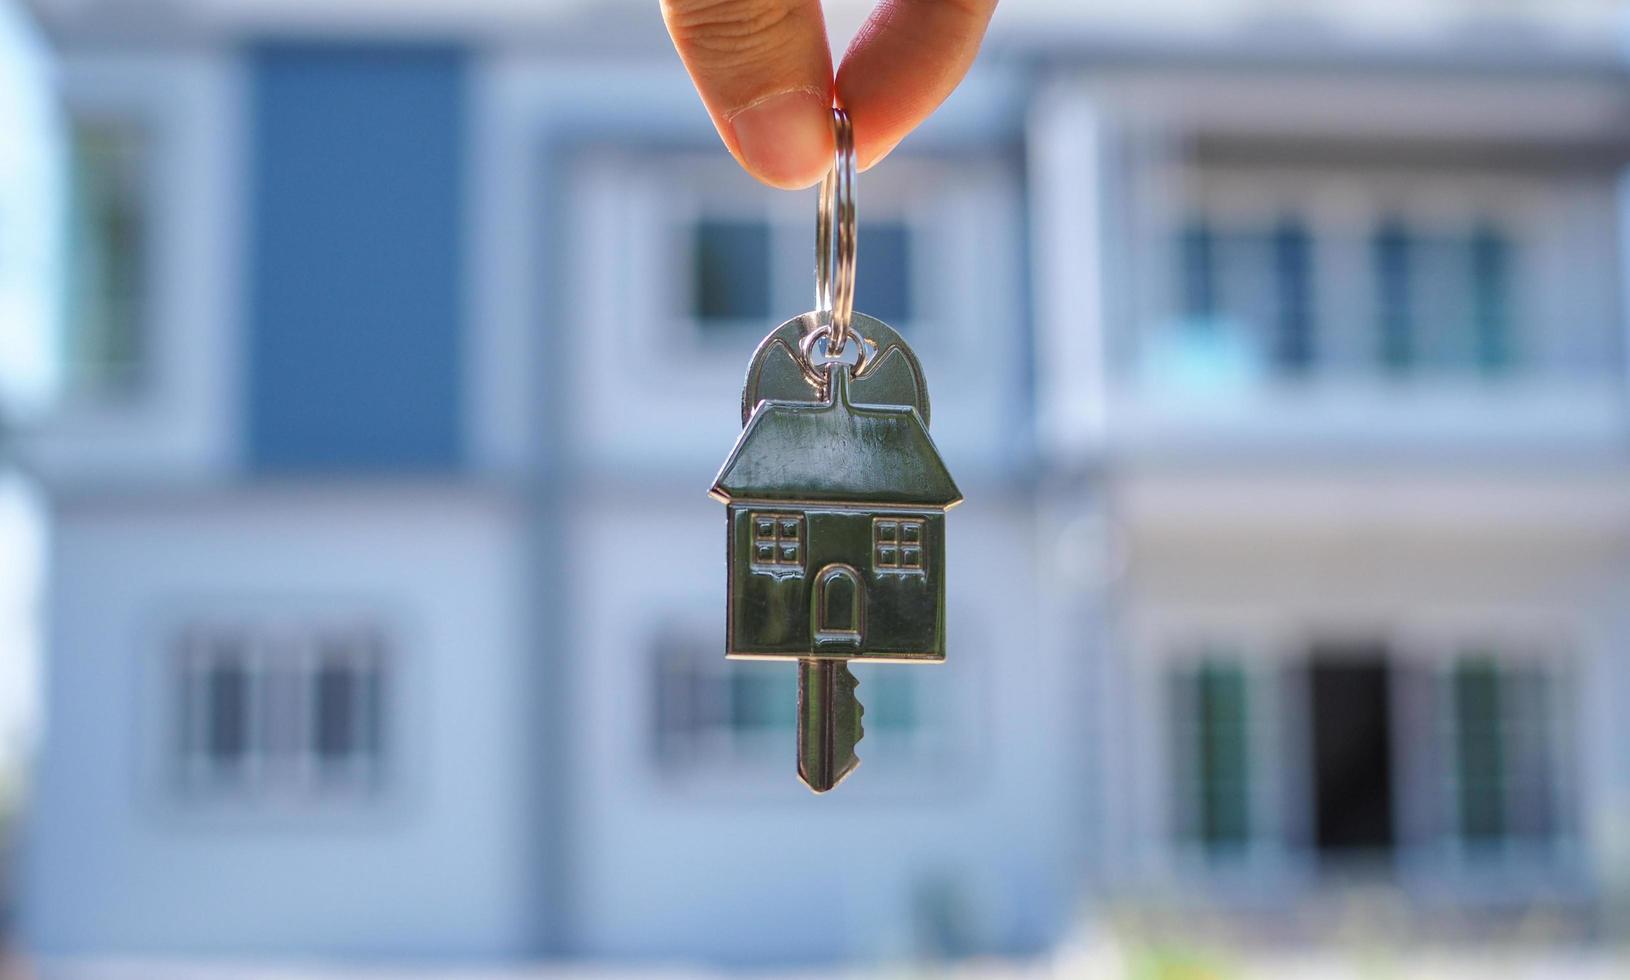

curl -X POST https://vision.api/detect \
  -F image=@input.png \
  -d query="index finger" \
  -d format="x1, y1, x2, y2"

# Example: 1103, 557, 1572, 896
661, 0, 836, 189
835, 0, 1000, 170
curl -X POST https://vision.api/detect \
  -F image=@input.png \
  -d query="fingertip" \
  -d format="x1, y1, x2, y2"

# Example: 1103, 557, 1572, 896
836, 0, 997, 174
729, 89, 835, 190
855, 134, 904, 172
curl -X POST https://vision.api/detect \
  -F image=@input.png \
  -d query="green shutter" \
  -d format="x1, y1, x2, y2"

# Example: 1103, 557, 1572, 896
1196, 660, 1251, 851
1453, 658, 1505, 844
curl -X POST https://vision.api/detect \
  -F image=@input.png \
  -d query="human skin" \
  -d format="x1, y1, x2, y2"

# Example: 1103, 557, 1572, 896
660, 0, 1000, 189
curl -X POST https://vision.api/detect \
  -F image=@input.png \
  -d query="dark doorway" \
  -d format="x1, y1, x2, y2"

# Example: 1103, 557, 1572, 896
1310, 649, 1395, 858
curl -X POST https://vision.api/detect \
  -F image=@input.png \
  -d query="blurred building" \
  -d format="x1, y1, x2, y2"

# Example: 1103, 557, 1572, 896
11, 0, 1630, 970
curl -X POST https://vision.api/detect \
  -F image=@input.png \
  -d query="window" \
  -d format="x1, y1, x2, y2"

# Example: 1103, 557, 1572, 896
854, 221, 913, 325
1375, 220, 1412, 370
873, 517, 925, 574
657, 644, 785, 765
692, 218, 772, 324
686, 213, 916, 331
653, 631, 927, 772
1171, 198, 1525, 382
750, 512, 803, 570
196, 639, 250, 771
311, 634, 384, 772
176, 621, 387, 801
1176, 216, 1315, 375
1169, 658, 1251, 855
1470, 226, 1512, 372
64, 115, 149, 395
1272, 220, 1313, 372
654, 640, 792, 768
1371, 220, 1513, 376
1447, 656, 1563, 849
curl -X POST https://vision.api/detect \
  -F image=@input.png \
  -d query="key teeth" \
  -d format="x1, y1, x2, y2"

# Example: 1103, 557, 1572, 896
835, 665, 862, 791
798, 662, 864, 794
845, 666, 864, 747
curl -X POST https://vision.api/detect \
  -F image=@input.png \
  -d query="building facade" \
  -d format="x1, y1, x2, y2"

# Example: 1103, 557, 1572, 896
1034, 58, 1630, 921
14, 0, 1630, 967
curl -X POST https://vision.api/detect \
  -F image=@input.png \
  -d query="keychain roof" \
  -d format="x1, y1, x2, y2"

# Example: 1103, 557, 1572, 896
711, 367, 961, 507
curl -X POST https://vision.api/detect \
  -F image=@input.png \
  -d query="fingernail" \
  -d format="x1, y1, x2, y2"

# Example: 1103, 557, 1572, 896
730, 90, 832, 189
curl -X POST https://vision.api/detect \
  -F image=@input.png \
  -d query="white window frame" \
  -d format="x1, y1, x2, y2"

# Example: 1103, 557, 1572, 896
59, 111, 152, 399
1165, 651, 1257, 860
1155, 165, 1570, 383
556, 144, 1021, 470
649, 621, 953, 794
748, 511, 804, 571
1034, 74, 1630, 456
645, 155, 935, 349
1134, 607, 1587, 897
653, 634, 793, 771
22, 53, 241, 483
173, 616, 390, 807
872, 516, 927, 575
1432, 644, 1578, 868
1149, 630, 1296, 881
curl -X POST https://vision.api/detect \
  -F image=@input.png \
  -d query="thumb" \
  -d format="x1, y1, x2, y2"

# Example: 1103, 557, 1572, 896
661, 0, 835, 189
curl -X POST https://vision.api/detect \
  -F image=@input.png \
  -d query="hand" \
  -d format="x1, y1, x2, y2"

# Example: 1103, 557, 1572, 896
660, 0, 999, 189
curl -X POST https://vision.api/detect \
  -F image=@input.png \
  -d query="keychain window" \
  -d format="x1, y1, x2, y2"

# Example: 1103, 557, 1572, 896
873, 518, 926, 573
749, 513, 803, 569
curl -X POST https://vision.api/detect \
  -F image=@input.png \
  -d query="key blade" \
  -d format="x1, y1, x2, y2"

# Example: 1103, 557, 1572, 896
797, 659, 863, 793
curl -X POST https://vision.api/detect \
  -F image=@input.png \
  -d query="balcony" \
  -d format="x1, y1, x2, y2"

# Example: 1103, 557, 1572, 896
1103, 173, 1626, 459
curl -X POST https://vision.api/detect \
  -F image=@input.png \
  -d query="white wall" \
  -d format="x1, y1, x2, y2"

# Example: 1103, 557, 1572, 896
19, 53, 243, 487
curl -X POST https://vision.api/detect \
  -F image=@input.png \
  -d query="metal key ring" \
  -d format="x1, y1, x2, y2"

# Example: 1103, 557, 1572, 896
814, 107, 857, 356
798, 322, 874, 388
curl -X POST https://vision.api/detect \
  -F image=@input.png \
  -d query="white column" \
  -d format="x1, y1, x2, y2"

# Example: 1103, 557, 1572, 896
1029, 80, 1113, 465
1616, 166, 1630, 393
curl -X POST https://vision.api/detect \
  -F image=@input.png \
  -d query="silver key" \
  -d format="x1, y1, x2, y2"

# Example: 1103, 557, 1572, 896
709, 109, 962, 792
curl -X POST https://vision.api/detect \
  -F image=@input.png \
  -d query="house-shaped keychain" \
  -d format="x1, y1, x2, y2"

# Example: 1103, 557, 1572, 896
711, 366, 962, 662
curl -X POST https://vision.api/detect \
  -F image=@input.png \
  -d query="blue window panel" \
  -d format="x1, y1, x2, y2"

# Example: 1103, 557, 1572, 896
314, 664, 358, 760
248, 45, 466, 471
1470, 224, 1511, 375
65, 117, 149, 395
855, 221, 912, 325
1179, 220, 1216, 319
1196, 661, 1250, 850
1272, 218, 1313, 372
206, 659, 249, 763
1374, 220, 1413, 372
1453, 658, 1505, 844
693, 219, 772, 323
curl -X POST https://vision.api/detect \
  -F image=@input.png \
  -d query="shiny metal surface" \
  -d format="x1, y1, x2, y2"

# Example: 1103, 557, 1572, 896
739, 310, 929, 424
714, 333, 958, 793
714, 368, 958, 509
712, 106, 954, 793
815, 108, 856, 353
798, 659, 863, 792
